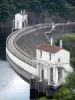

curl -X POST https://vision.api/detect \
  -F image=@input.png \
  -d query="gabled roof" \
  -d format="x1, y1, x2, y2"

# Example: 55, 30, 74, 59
36, 43, 65, 54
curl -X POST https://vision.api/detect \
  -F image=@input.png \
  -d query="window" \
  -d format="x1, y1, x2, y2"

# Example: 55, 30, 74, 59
41, 68, 44, 79
58, 58, 60, 62
40, 50, 42, 58
17, 21, 19, 29
22, 22, 24, 28
50, 68, 53, 81
49, 53, 51, 60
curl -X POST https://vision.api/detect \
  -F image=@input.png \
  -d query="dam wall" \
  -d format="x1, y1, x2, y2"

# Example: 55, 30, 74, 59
6, 22, 75, 97
6, 23, 75, 81
6, 47, 36, 78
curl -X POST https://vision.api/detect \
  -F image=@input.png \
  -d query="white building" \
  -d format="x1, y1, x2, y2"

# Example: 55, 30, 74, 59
36, 42, 73, 86
13, 10, 28, 30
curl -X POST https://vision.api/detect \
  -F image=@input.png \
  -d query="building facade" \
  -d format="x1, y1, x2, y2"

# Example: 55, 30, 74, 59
36, 43, 72, 86
13, 10, 28, 30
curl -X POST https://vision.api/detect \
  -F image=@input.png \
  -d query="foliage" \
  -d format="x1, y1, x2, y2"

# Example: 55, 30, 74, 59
0, 0, 75, 21
56, 34, 75, 57
56, 34, 75, 70
54, 87, 75, 100
53, 72, 75, 100
39, 97, 48, 100
70, 57, 75, 70
65, 72, 75, 89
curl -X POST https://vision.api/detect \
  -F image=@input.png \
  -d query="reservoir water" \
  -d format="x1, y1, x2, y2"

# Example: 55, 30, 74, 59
0, 60, 30, 100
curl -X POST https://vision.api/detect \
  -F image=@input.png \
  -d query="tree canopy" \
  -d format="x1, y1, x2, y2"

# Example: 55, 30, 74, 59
55, 34, 75, 70
0, 0, 75, 21
53, 72, 75, 100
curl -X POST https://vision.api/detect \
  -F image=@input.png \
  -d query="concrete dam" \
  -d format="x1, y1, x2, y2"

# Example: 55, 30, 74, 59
6, 23, 75, 96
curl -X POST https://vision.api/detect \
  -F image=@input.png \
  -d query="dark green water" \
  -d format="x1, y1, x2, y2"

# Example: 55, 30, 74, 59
0, 61, 30, 100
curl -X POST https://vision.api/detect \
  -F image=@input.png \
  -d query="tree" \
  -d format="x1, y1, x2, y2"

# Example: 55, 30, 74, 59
65, 72, 75, 90
0, 0, 75, 22
54, 73, 75, 100
55, 34, 75, 70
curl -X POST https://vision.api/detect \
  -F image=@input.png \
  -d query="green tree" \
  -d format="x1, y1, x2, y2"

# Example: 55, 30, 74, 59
56, 34, 75, 70
54, 87, 75, 100
0, 0, 75, 22
65, 72, 75, 90
54, 73, 75, 100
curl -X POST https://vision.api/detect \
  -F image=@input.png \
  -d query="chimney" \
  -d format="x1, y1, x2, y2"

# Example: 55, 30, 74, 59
52, 21, 54, 29
21, 10, 22, 14
50, 38, 53, 45
60, 40, 62, 48
23, 9, 26, 14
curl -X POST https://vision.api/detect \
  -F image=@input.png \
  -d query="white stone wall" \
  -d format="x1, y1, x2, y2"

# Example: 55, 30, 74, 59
15, 20, 22, 29
6, 47, 36, 76
22, 14, 27, 21
36, 48, 73, 86
15, 14, 22, 29
55, 49, 70, 71
55, 49, 70, 64
14, 13, 28, 29
36, 49, 55, 62
36, 49, 70, 65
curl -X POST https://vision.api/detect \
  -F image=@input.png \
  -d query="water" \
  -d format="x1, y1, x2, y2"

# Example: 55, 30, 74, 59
0, 60, 30, 100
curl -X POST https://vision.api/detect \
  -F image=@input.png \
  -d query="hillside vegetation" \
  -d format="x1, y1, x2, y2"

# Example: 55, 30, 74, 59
0, 0, 75, 21
56, 34, 75, 71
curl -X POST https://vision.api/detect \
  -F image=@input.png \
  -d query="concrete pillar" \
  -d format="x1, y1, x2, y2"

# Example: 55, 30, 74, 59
40, 65, 42, 79
62, 68, 65, 81
50, 38, 53, 45
38, 80, 46, 93
53, 66, 58, 86
60, 40, 62, 48
30, 77, 36, 89
46, 85, 55, 97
